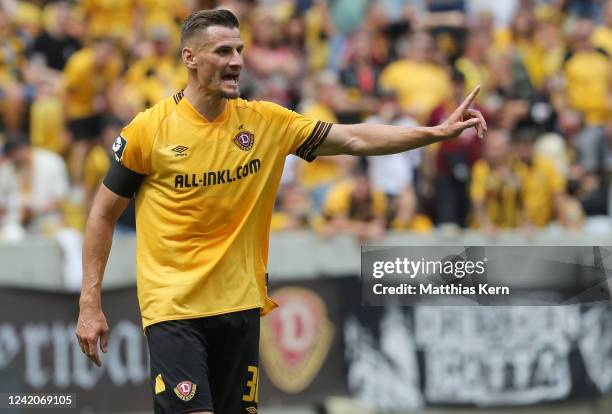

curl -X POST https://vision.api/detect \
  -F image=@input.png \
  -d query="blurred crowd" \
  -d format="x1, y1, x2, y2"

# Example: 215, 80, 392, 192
0, 0, 611, 243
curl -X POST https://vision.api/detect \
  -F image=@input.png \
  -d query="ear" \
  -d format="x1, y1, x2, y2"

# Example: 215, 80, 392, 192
182, 47, 197, 70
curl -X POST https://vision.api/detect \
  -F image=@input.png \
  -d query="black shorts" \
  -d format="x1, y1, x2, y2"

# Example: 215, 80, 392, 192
146, 309, 260, 414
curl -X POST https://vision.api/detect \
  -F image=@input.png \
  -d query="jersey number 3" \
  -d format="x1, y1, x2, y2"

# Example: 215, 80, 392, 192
242, 365, 259, 403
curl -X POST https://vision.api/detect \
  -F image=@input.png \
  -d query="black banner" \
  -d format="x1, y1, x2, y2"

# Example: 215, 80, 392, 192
0, 288, 149, 412
1, 278, 612, 412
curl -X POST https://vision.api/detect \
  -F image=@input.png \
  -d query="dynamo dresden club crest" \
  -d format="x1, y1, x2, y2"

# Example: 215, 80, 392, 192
260, 287, 334, 393
174, 380, 197, 401
234, 130, 254, 151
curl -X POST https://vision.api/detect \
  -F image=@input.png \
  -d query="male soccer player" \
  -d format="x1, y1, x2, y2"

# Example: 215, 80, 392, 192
76, 9, 486, 414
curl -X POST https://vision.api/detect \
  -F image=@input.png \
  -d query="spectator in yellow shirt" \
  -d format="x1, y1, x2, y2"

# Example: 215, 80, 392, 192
81, 117, 135, 231
563, 19, 610, 126
470, 130, 521, 233
122, 26, 187, 114
455, 30, 492, 99
270, 183, 312, 231
63, 37, 121, 182
512, 136, 566, 229
379, 31, 451, 122
137, 0, 189, 49
81, 0, 138, 45
472, 130, 566, 233
298, 72, 353, 210
321, 164, 387, 243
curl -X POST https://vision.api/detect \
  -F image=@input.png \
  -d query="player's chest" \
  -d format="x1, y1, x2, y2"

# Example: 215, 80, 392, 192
149, 123, 277, 191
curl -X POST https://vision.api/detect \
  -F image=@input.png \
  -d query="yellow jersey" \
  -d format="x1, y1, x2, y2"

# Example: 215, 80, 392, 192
124, 55, 187, 111
63, 48, 121, 119
81, 0, 136, 40
109, 92, 331, 328
470, 157, 564, 228
379, 60, 451, 122
323, 180, 387, 220
514, 157, 565, 227
470, 160, 521, 228
564, 50, 611, 125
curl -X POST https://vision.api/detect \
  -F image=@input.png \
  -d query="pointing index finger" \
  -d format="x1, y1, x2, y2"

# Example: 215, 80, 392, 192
456, 85, 481, 115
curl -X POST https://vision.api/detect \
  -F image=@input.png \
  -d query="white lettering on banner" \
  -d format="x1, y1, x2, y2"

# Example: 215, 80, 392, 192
578, 306, 612, 393
344, 307, 423, 411
52, 323, 71, 388
415, 307, 576, 405
107, 321, 148, 386
343, 305, 612, 408
23, 324, 50, 388
0, 320, 147, 390
0, 324, 20, 368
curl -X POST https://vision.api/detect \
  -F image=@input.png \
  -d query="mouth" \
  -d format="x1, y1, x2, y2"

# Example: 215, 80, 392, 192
221, 74, 239, 86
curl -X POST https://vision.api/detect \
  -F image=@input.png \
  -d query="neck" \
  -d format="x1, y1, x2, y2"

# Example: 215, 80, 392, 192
183, 83, 227, 121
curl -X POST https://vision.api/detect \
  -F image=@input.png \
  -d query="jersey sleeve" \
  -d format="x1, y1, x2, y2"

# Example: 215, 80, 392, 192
112, 111, 153, 174
258, 101, 333, 162
103, 111, 152, 197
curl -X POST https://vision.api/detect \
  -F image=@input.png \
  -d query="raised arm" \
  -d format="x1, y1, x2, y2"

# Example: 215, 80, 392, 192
76, 184, 130, 366
313, 86, 487, 157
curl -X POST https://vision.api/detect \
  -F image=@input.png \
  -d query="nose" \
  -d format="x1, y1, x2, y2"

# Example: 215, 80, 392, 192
229, 49, 243, 69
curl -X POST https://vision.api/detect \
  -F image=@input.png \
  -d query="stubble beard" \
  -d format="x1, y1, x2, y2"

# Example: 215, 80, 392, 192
221, 87, 240, 99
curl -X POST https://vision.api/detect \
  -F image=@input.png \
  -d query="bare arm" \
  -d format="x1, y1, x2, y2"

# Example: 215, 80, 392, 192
313, 86, 487, 157
76, 184, 130, 366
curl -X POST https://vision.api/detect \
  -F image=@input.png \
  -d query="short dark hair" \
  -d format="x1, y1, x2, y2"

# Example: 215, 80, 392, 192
180, 9, 240, 48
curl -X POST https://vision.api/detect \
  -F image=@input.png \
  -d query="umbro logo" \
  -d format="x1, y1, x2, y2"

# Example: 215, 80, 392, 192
245, 407, 257, 414
172, 146, 188, 153
171, 145, 189, 157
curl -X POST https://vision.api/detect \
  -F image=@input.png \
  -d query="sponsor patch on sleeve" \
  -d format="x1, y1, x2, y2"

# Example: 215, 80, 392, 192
112, 135, 128, 162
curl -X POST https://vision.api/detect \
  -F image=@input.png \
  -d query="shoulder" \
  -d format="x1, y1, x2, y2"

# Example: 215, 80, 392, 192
148, 94, 181, 120
234, 98, 284, 113
232, 98, 293, 124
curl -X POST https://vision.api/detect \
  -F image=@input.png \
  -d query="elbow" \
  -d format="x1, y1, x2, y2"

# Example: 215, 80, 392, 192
85, 211, 113, 233
344, 136, 370, 156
